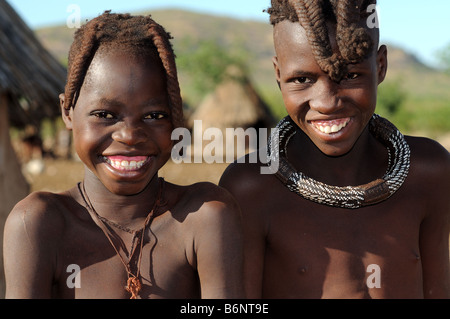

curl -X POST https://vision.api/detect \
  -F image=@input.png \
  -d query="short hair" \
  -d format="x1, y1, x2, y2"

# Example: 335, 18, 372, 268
63, 11, 184, 128
268, 0, 377, 82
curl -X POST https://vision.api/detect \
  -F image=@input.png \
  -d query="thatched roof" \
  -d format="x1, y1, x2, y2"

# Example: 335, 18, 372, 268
188, 67, 276, 131
0, 0, 66, 128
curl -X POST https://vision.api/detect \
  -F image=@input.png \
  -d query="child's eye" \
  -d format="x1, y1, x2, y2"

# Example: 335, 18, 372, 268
345, 73, 359, 80
91, 111, 115, 119
293, 77, 313, 84
144, 112, 169, 120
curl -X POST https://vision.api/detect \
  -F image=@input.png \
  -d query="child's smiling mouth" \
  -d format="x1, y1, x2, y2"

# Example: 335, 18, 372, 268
102, 155, 150, 171
310, 118, 351, 135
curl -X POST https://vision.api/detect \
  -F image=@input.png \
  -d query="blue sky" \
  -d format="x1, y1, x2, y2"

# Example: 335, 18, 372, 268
6, 0, 450, 68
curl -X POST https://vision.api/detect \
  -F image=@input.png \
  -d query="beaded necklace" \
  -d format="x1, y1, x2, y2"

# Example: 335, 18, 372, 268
267, 114, 410, 209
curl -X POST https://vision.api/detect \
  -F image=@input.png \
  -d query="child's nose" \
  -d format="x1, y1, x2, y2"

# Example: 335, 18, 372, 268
309, 78, 341, 114
111, 122, 147, 146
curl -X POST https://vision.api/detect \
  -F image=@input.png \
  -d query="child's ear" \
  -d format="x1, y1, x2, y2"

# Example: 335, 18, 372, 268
272, 56, 281, 89
376, 45, 388, 85
59, 93, 73, 130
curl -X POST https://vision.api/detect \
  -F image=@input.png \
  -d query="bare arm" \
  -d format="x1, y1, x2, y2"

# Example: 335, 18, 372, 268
420, 206, 450, 299
414, 138, 450, 298
192, 186, 245, 298
3, 193, 61, 298
219, 162, 267, 298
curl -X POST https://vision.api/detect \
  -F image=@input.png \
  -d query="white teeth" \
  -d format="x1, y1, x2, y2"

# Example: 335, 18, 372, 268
314, 120, 349, 134
104, 157, 147, 171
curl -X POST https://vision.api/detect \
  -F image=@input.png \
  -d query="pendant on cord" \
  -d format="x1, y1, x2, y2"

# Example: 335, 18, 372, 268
126, 275, 142, 299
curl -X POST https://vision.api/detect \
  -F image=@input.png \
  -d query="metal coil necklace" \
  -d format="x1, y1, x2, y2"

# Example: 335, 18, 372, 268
267, 114, 410, 209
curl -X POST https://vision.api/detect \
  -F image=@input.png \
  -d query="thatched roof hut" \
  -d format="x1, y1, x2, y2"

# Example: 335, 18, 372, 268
0, 0, 66, 298
188, 66, 276, 131
0, 0, 66, 128
185, 67, 277, 161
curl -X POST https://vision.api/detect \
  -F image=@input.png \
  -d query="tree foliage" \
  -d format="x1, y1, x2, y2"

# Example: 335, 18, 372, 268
176, 39, 250, 104
376, 80, 407, 116
436, 42, 450, 74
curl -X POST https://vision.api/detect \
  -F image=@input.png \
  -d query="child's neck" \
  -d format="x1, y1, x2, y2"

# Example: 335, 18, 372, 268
287, 127, 388, 187
81, 170, 161, 228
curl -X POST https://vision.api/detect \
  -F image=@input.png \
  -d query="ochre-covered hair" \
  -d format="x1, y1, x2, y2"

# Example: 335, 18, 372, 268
268, 0, 377, 82
63, 11, 184, 128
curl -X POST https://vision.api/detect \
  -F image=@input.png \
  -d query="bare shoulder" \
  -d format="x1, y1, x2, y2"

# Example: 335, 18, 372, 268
405, 136, 450, 217
4, 188, 83, 298
175, 180, 236, 205
165, 180, 241, 224
219, 152, 272, 197
218, 152, 279, 234
406, 135, 450, 179
5, 189, 75, 245
161, 181, 244, 298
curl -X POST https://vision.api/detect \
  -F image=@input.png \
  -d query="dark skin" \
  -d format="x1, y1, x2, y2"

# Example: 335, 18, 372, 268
220, 20, 450, 298
4, 47, 244, 299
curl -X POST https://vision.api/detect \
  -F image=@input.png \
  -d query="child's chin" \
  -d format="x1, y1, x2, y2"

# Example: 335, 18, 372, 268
315, 142, 354, 157
106, 184, 147, 196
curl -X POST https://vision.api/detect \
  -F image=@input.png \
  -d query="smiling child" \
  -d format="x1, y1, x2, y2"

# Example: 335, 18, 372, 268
4, 11, 244, 299
220, 0, 449, 298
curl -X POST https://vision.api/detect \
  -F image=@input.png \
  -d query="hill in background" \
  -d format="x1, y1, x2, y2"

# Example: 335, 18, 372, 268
34, 9, 450, 142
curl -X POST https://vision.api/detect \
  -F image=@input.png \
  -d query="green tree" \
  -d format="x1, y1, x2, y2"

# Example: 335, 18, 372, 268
176, 39, 249, 104
436, 42, 450, 74
376, 80, 407, 116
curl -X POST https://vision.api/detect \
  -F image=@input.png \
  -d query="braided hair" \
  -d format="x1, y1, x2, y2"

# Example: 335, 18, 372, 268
62, 11, 184, 128
268, 0, 377, 82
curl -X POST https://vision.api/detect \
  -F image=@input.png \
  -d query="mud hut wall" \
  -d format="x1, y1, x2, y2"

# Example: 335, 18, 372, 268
0, 91, 30, 298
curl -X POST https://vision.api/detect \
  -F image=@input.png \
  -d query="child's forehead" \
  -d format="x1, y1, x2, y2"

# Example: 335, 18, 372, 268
273, 20, 309, 49
273, 19, 371, 46
273, 20, 331, 57
273, 19, 379, 75
94, 43, 160, 64
83, 45, 164, 85
78, 49, 168, 107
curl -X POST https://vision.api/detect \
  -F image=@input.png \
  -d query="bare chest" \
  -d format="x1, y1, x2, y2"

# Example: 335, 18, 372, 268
262, 193, 425, 298
54, 214, 198, 299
